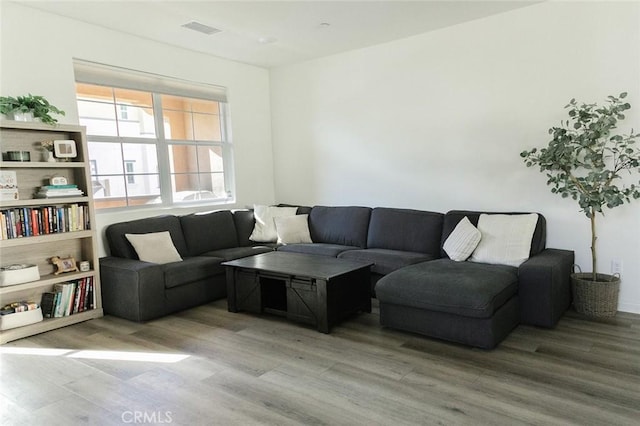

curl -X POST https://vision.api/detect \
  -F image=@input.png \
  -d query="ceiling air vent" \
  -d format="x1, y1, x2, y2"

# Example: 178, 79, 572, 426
181, 21, 221, 35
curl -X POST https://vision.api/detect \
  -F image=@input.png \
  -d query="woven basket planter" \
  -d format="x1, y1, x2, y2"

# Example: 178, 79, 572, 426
571, 272, 620, 318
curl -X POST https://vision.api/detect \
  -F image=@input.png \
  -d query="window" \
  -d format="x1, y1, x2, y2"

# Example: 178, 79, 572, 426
74, 61, 233, 210
124, 161, 136, 184
119, 104, 129, 120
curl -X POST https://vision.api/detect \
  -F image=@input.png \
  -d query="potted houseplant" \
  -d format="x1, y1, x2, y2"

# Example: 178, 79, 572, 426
521, 92, 640, 317
0, 94, 65, 124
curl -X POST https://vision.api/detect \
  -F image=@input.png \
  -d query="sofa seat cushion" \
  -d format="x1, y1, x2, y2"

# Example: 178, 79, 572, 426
202, 245, 274, 261
375, 259, 518, 318
338, 249, 436, 275
277, 243, 359, 257
163, 257, 225, 289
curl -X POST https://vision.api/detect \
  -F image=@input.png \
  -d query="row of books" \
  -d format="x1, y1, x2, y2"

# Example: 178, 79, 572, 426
40, 277, 95, 318
34, 184, 84, 199
0, 203, 90, 240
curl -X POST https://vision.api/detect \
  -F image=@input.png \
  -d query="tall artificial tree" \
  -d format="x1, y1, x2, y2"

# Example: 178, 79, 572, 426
521, 93, 640, 281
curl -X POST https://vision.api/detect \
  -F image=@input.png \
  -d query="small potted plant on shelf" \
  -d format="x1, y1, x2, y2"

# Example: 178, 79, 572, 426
40, 140, 56, 162
0, 94, 65, 124
521, 92, 640, 317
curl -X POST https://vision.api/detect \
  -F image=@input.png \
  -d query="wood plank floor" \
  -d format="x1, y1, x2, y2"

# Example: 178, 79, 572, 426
1, 299, 639, 425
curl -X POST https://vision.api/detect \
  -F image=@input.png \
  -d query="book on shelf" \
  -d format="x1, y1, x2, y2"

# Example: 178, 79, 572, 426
34, 183, 83, 198
0, 204, 89, 240
50, 277, 94, 317
40, 292, 58, 318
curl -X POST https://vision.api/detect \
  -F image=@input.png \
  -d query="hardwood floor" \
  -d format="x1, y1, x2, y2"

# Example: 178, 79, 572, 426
1, 299, 639, 425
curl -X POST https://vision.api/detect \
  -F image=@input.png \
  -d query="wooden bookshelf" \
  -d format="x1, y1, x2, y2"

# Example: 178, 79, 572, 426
0, 120, 103, 344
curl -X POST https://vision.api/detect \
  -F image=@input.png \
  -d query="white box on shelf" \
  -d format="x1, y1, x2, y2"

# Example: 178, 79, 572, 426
0, 264, 40, 287
0, 307, 43, 330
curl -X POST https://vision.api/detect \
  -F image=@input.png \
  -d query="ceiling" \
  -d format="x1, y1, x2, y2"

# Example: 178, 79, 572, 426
20, 1, 538, 68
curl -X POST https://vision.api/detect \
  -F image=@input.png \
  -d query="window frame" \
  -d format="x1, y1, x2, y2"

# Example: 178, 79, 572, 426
74, 71, 235, 212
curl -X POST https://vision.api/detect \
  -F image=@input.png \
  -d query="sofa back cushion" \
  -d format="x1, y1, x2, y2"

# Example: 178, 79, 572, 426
106, 215, 189, 259
367, 208, 444, 255
441, 210, 546, 258
277, 204, 313, 215
232, 210, 257, 247
180, 210, 238, 256
309, 206, 371, 248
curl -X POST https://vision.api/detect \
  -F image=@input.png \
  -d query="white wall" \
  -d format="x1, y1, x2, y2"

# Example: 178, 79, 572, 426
271, 2, 640, 313
0, 2, 276, 256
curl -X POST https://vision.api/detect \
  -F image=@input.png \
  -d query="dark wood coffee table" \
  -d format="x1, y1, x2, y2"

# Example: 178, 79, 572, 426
222, 251, 373, 333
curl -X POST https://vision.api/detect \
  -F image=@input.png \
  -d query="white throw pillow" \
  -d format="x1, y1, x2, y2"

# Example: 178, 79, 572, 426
125, 231, 183, 264
469, 213, 538, 267
274, 214, 313, 244
443, 216, 482, 262
249, 205, 298, 242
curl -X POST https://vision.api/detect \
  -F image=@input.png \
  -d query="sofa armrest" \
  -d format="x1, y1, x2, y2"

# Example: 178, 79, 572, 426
518, 248, 574, 327
99, 256, 166, 322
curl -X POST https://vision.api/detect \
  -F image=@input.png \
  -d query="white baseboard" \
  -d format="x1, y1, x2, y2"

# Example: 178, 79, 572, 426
617, 301, 640, 315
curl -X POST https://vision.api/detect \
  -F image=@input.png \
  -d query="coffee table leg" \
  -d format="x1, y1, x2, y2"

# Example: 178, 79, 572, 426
362, 269, 372, 313
226, 268, 238, 312
316, 279, 329, 333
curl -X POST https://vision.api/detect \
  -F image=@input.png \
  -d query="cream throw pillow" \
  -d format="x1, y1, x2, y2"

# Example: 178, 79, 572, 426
443, 216, 482, 262
249, 205, 298, 242
274, 214, 313, 244
125, 231, 183, 264
469, 213, 538, 267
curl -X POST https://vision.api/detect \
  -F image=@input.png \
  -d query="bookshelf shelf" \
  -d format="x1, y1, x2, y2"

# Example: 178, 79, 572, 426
0, 230, 93, 248
0, 308, 103, 344
0, 196, 89, 208
0, 270, 96, 295
0, 120, 102, 344
0, 161, 86, 169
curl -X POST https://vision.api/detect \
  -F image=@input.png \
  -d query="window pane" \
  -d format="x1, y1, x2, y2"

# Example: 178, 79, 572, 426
114, 88, 153, 108
191, 99, 219, 114
94, 198, 127, 209
162, 94, 191, 111
122, 144, 158, 174
92, 175, 126, 200
170, 172, 225, 202
171, 173, 213, 201
126, 174, 160, 206
88, 142, 122, 174
76, 82, 113, 101
114, 88, 156, 138
116, 104, 156, 138
193, 113, 221, 141
169, 144, 197, 174
163, 109, 193, 140
204, 172, 226, 197
77, 100, 118, 136
197, 146, 224, 173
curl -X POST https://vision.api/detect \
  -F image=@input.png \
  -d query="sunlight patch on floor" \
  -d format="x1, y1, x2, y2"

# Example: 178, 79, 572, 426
0, 346, 189, 363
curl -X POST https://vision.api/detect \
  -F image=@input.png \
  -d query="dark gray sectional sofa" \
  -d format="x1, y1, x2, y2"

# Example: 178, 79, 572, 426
100, 204, 574, 349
